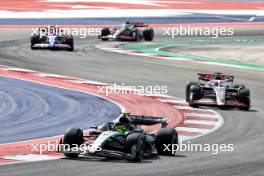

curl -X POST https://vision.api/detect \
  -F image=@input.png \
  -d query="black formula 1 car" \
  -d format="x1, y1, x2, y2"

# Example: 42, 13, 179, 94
185, 72, 250, 110
30, 25, 74, 51
58, 113, 178, 162
99, 22, 154, 41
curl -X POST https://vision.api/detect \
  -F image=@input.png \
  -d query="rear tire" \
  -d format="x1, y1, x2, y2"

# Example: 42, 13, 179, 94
101, 28, 110, 41
156, 128, 178, 156
143, 28, 154, 41
125, 133, 145, 162
62, 128, 84, 158
238, 88, 250, 110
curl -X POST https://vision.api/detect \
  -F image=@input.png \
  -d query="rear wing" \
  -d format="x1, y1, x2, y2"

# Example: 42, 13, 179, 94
198, 73, 234, 82
129, 115, 167, 126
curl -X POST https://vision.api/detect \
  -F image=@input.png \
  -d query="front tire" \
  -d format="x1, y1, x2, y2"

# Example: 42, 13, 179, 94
66, 36, 74, 51
101, 28, 110, 41
188, 84, 202, 107
62, 128, 84, 158
185, 82, 200, 102
125, 133, 145, 162
30, 34, 40, 49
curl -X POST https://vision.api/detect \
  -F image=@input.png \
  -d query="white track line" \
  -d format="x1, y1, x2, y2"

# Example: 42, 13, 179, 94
183, 120, 217, 125
184, 113, 218, 118
176, 127, 211, 133
4, 68, 36, 72
35, 73, 72, 78
157, 99, 187, 104
174, 106, 195, 110
68, 79, 109, 85
3, 154, 61, 162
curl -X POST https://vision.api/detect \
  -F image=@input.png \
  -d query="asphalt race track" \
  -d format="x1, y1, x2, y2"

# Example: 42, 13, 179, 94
0, 28, 263, 176
0, 76, 121, 144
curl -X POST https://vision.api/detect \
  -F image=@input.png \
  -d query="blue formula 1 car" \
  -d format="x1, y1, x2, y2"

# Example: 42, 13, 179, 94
30, 25, 74, 51
58, 113, 178, 162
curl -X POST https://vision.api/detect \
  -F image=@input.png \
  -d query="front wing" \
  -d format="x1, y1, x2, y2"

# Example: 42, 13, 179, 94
193, 98, 248, 108
100, 34, 136, 41
32, 43, 71, 49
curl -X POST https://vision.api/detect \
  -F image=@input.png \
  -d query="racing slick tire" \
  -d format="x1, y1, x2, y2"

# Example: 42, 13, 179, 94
62, 128, 84, 158
125, 133, 145, 162
185, 82, 200, 102
155, 128, 178, 156
30, 34, 40, 49
65, 36, 74, 51
189, 84, 202, 107
101, 28, 110, 41
238, 88, 250, 110
143, 28, 154, 41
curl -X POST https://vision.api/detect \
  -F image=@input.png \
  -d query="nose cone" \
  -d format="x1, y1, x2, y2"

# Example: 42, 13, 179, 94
214, 87, 226, 105
48, 36, 56, 47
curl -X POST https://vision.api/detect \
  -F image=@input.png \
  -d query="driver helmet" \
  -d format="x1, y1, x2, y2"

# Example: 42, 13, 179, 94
123, 21, 131, 29
214, 81, 219, 86
48, 25, 57, 35
119, 112, 131, 124
216, 76, 221, 80
215, 72, 222, 80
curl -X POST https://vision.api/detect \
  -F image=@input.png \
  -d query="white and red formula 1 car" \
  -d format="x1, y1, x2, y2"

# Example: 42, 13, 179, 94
185, 72, 250, 110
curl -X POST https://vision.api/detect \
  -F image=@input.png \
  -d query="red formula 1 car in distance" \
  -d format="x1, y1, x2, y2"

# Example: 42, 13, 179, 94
99, 21, 154, 41
185, 72, 250, 110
